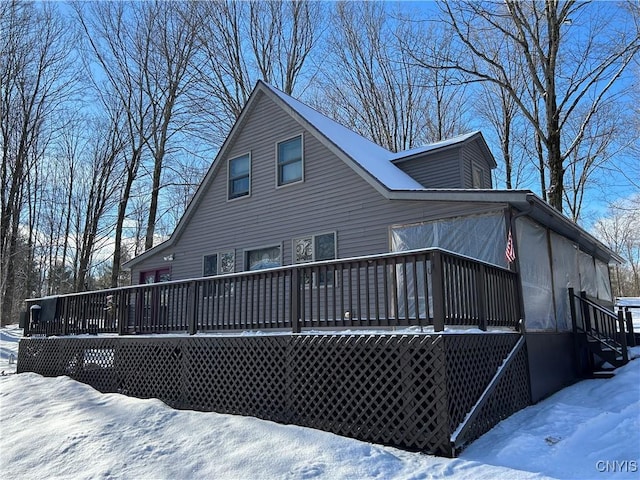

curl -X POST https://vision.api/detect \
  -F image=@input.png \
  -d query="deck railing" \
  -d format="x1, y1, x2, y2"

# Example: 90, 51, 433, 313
24, 248, 521, 336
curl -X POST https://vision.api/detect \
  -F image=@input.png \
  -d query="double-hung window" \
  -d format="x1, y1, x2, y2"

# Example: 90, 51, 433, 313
228, 154, 251, 199
277, 135, 303, 186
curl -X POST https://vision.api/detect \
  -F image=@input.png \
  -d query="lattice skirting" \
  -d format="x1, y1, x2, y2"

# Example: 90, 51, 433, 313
17, 333, 530, 457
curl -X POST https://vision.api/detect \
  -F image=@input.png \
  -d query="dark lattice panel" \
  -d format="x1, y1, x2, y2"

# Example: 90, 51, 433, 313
115, 339, 185, 407
444, 334, 524, 430
17, 338, 63, 376
287, 335, 450, 454
181, 336, 289, 421
454, 344, 530, 449
17, 332, 530, 458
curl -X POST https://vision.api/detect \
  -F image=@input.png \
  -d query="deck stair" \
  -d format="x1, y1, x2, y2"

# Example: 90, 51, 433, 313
569, 288, 634, 376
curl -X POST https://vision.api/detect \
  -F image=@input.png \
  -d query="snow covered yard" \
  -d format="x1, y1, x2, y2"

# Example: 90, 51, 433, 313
1, 323, 638, 480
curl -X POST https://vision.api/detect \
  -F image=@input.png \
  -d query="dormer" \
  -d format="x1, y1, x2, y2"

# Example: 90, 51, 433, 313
391, 132, 497, 189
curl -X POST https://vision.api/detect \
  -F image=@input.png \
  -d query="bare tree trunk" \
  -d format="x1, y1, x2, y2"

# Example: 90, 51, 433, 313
427, 0, 640, 217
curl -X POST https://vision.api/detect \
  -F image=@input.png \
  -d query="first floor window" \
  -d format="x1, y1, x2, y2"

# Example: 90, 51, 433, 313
228, 153, 251, 199
203, 254, 218, 276
203, 251, 235, 277
294, 232, 337, 286
246, 245, 281, 271
277, 135, 303, 186
294, 232, 337, 263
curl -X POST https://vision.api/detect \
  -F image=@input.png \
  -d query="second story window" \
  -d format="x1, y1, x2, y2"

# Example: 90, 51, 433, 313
277, 135, 303, 186
472, 166, 485, 189
228, 153, 251, 199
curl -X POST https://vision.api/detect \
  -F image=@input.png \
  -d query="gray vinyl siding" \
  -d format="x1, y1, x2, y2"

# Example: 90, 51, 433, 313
131, 93, 504, 283
464, 143, 493, 189
395, 149, 463, 189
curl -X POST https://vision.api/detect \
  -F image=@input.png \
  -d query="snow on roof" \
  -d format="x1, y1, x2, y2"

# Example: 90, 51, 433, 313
263, 82, 426, 191
389, 131, 481, 161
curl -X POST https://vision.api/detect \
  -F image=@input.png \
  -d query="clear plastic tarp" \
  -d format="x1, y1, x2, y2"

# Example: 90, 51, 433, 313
550, 232, 579, 331
390, 211, 507, 267
516, 217, 555, 331
390, 211, 506, 320
595, 259, 612, 302
578, 251, 597, 298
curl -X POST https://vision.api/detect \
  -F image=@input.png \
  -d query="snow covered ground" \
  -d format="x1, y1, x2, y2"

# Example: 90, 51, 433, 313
1, 323, 639, 479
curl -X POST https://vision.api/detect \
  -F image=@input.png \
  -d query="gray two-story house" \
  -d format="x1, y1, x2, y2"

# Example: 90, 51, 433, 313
126, 81, 616, 323
21, 81, 630, 457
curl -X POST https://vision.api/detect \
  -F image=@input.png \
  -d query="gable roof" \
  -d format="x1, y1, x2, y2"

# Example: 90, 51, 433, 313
124, 81, 621, 268
390, 131, 498, 168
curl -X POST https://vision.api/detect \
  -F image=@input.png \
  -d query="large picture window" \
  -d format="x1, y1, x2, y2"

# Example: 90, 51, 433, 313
277, 135, 303, 186
228, 153, 251, 199
246, 245, 281, 271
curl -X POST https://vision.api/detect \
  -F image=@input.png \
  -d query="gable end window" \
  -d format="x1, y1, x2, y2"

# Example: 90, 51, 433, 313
277, 135, 303, 186
472, 166, 485, 189
228, 153, 251, 199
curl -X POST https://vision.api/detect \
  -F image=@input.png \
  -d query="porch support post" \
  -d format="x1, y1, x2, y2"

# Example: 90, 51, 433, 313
432, 250, 445, 332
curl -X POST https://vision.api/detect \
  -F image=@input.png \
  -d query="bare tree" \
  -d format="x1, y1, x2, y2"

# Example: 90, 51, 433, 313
76, 2, 155, 286
0, 1, 76, 324
320, 2, 467, 152
593, 195, 640, 297
74, 112, 125, 291
188, 0, 322, 140
424, 0, 640, 214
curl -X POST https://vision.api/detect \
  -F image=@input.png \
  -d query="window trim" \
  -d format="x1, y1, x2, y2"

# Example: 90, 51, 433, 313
275, 134, 304, 188
244, 243, 283, 271
227, 152, 252, 201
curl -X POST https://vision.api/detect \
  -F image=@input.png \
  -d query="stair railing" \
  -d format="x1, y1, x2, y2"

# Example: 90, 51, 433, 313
569, 288, 630, 370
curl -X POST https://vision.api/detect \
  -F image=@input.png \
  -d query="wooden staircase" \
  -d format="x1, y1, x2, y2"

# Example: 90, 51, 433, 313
569, 288, 635, 377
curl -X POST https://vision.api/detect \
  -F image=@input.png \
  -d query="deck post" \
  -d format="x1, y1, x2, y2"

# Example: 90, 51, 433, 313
187, 281, 198, 335
117, 290, 127, 335
625, 309, 636, 347
477, 263, 487, 331
617, 310, 629, 363
291, 269, 301, 333
432, 251, 445, 332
